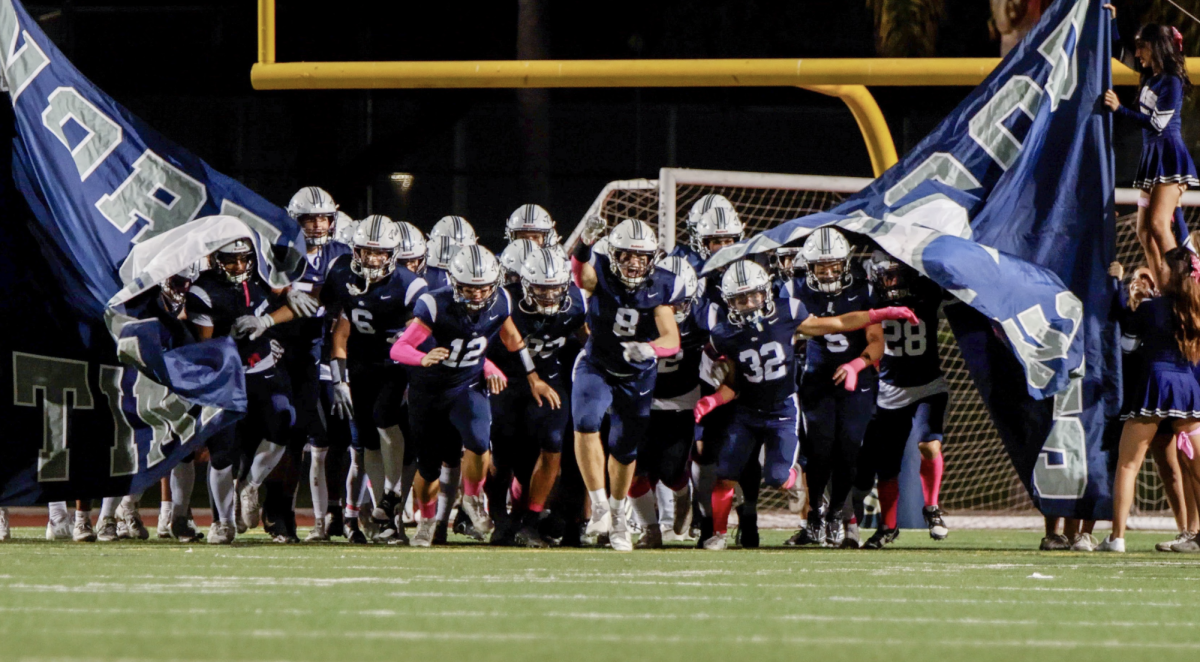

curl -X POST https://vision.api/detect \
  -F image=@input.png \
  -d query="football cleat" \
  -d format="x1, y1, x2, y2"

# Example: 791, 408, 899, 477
585, 508, 612, 542
95, 516, 119, 542
1172, 533, 1200, 553
117, 502, 149, 540
634, 525, 663, 550
1070, 532, 1098, 552
459, 495, 495, 536
702, 533, 728, 551
0, 508, 10, 542
433, 520, 449, 545
386, 520, 410, 546
923, 506, 949, 540
344, 518, 367, 545
304, 518, 329, 542
370, 508, 398, 543
46, 518, 70, 541
325, 510, 345, 538
73, 517, 97, 543
207, 521, 235, 545
1095, 535, 1125, 553
785, 511, 825, 547
170, 515, 202, 544
822, 517, 845, 548
862, 527, 899, 550
1039, 533, 1071, 551
239, 483, 261, 530
841, 522, 862, 549
411, 518, 437, 547
1156, 531, 1192, 552
156, 502, 173, 538
609, 526, 633, 552
514, 514, 550, 549
454, 510, 487, 542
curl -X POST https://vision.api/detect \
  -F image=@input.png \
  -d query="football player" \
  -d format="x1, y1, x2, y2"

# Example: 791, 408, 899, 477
670, 194, 736, 272
570, 217, 684, 551
429, 215, 477, 247
426, 235, 463, 292
506, 204, 558, 247
188, 239, 296, 544
322, 216, 428, 544
695, 260, 916, 549
857, 251, 951, 549
488, 247, 587, 546
628, 255, 701, 548
789, 227, 885, 548
389, 245, 561, 546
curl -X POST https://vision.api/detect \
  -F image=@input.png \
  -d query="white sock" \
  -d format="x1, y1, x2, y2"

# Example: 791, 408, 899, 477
248, 440, 286, 487
589, 489, 609, 520
608, 496, 628, 530
437, 465, 461, 524
655, 482, 676, 529
631, 490, 658, 529
310, 447, 329, 517
74, 509, 88, 525
170, 461, 195, 512
120, 492, 142, 513
159, 500, 172, 518
48, 501, 68, 524
209, 465, 236, 524
99, 497, 119, 519
378, 425, 405, 491
364, 449, 386, 515
694, 464, 716, 517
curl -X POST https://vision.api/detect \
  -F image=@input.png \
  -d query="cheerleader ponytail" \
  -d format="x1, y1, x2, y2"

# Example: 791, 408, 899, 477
1164, 247, 1200, 364
1136, 23, 1192, 94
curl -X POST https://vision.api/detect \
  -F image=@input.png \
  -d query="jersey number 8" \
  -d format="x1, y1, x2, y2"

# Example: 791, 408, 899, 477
613, 308, 639, 337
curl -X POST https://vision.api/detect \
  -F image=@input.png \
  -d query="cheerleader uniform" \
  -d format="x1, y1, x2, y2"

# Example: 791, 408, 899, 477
1119, 296, 1200, 420
1116, 73, 1200, 190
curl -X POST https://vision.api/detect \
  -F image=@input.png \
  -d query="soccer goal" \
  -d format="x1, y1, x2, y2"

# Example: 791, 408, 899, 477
571, 167, 1200, 525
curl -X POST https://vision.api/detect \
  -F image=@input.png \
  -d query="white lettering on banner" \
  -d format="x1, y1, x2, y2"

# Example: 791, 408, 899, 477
41, 87, 122, 180
0, 0, 48, 102
998, 291, 1082, 390
1033, 361, 1088, 499
969, 75, 1044, 171
1038, 0, 1090, 112
12, 352, 93, 482
132, 371, 197, 469
98, 365, 138, 476
883, 153, 980, 207
95, 150, 207, 242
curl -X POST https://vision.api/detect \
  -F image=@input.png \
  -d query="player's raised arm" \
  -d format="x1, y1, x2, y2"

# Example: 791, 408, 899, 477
797, 305, 917, 337
569, 214, 606, 292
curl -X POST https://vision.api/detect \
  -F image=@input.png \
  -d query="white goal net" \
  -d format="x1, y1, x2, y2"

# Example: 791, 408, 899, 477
571, 168, 1200, 520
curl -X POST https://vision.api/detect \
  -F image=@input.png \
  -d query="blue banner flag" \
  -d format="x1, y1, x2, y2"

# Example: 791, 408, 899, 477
0, 0, 305, 505
705, 0, 1115, 518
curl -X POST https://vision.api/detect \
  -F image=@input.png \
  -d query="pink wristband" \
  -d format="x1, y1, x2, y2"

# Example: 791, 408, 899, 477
653, 343, 680, 358
483, 358, 505, 380
846, 357, 868, 372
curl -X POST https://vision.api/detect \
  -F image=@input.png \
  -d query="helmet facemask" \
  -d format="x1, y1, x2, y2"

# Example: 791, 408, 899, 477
725, 286, 774, 328
159, 274, 194, 314
771, 248, 800, 281
215, 248, 254, 284
869, 261, 912, 302
454, 281, 499, 313
522, 281, 570, 315
610, 248, 655, 289
299, 213, 334, 247
508, 228, 551, 247
398, 256, 426, 276
807, 258, 849, 295
352, 246, 396, 284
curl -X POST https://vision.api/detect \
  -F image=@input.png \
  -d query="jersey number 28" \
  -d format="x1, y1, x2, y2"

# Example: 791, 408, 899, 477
883, 320, 926, 357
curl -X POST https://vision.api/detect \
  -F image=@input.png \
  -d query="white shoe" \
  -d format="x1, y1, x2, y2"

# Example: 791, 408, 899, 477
46, 518, 70, 541
0, 508, 10, 541
703, 533, 728, 550
73, 517, 96, 542
240, 483, 262, 530
1070, 532, 1098, 552
585, 508, 611, 540
207, 521, 235, 545
609, 513, 632, 552
95, 516, 119, 542
305, 518, 329, 542
156, 502, 173, 538
459, 494, 494, 536
1156, 531, 1191, 552
117, 503, 149, 540
1096, 535, 1125, 552
411, 518, 437, 547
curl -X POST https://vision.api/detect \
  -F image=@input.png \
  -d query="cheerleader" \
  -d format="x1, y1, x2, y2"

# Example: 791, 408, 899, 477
1101, 248, 1200, 552
1105, 23, 1197, 285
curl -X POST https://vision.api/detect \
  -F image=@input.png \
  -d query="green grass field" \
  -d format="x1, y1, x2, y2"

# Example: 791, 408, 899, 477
1, 528, 1198, 662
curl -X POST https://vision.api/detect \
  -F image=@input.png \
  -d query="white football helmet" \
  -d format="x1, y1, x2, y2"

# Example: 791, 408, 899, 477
607, 219, 659, 289
161, 261, 203, 314
770, 246, 803, 281
505, 204, 556, 245
721, 260, 775, 327
214, 238, 255, 284
520, 247, 573, 315
287, 187, 339, 246
351, 215, 402, 285
332, 211, 357, 246
395, 222, 427, 275
801, 227, 852, 295
429, 215, 477, 246
449, 244, 503, 312
426, 235, 461, 270
686, 194, 735, 236
691, 207, 745, 258
866, 249, 914, 302
655, 255, 699, 323
499, 239, 539, 284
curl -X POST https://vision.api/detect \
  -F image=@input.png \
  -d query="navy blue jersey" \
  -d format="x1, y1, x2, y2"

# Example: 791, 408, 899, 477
668, 243, 705, 274
584, 252, 684, 375
490, 282, 587, 384
1120, 296, 1194, 371
424, 266, 452, 292
654, 302, 711, 403
1117, 74, 1186, 140
322, 262, 428, 366
874, 278, 944, 388
412, 286, 512, 391
285, 242, 352, 343
187, 272, 279, 371
795, 277, 872, 382
709, 296, 809, 410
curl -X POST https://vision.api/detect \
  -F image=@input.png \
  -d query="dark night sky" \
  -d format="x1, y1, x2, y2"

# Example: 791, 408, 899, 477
24, 1, 1141, 245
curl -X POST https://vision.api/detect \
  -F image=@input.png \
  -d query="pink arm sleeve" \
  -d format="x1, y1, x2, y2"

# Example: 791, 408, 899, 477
389, 320, 432, 366
653, 342, 680, 358
484, 358, 506, 380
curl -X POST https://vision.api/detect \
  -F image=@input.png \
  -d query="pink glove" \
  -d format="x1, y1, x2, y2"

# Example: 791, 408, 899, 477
1179, 431, 1196, 461
837, 357, 868, 392
868, 306, 919, 326
694, 391, 732, 423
